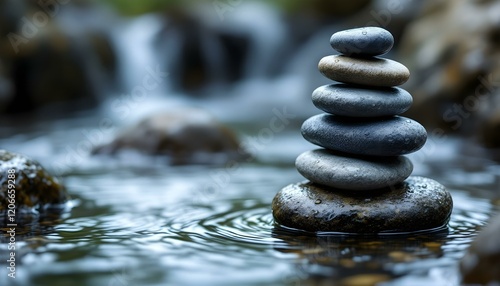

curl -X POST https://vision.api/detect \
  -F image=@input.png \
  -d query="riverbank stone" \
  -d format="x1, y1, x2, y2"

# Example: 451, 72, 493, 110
296, 149, 412, 190
330, 27, 394, 56
272, 176, 453, 233
0, 150, 68, 215
312, 84, 413, 117
460, 214, 500, 285
301, 114, 427, 156
318, 55, 410, 86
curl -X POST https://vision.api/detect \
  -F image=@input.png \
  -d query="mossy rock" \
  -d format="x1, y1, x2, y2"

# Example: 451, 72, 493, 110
0, 150, 68, 214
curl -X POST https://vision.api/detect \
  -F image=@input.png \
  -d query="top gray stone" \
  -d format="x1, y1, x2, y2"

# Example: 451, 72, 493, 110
330, 27, 394, 56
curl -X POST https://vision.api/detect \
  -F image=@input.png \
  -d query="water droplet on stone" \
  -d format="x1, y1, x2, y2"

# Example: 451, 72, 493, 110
315, 199, 322, 204
362, 30, 367, 35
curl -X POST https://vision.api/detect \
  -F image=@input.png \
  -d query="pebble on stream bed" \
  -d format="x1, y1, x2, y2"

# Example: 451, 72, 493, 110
92, 109, 248, 165
272, 27, 453, 233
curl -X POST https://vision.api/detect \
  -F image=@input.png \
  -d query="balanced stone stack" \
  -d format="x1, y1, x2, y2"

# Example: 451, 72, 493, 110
272, 27, 453, 233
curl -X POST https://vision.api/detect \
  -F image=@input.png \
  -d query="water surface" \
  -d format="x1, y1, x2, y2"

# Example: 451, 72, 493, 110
0, 114, 499, 286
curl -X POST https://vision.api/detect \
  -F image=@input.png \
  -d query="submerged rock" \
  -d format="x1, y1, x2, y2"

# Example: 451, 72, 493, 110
272, 176, 452, 233
93, 109, 247, 165
0, 150, 68, 216
460, 214, 500, 285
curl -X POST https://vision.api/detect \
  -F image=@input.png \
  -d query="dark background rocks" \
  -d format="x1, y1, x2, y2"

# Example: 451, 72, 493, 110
1, 0, 499, 150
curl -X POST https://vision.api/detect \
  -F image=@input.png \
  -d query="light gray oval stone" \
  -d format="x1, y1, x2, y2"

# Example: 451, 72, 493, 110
301, 114, 427, 156
318, 55, 410, 87
295, 149, 413, 190
272, 176, 453, 233
312, 84, 413, 117
330, 27, 394, 56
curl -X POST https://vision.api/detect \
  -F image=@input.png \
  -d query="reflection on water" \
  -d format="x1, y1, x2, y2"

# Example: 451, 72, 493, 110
0, 116, 499, 286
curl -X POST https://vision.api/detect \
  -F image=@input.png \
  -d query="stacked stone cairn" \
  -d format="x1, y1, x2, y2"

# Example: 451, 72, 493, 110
272, 27, 453, 233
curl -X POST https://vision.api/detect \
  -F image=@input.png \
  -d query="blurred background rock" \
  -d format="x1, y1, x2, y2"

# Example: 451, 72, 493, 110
1, 0, 499, 150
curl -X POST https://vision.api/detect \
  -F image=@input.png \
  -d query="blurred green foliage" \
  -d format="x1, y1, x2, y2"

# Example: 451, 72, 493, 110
100, 0, 182, 15
100, 0, 302, 16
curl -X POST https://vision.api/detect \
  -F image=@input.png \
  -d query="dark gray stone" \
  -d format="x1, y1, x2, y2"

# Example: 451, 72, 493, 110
312, 84, 413, 117
330, 27, 394, 56
460, 214, 500, 285
295, 149, 412, 190
318, 55, 410, 87
301, 114, 427, 156
92, 109, 248, 165
272, 176, 453, 233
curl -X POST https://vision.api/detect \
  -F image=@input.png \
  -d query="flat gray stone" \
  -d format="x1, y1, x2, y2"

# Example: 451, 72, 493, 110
319, 55, 410, 87
272, 176, 453, 233
312, 84, 413, 117
330, 27, 394, 56
301, 114, 427, 156
295, 149, 412, 190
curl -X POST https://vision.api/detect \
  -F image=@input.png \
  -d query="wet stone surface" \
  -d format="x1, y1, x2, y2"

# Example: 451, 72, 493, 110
92, 109, 247, 165
272, 176, 453, 233
295, 149, 413, 190
301, 114, 427, 156
0, 150, 68, 216
318, 55, 410, 87
312, 84, 413, 117
330, 27, 394, 56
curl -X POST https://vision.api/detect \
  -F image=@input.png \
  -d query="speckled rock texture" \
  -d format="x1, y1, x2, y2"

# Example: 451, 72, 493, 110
319, 55, 410, 87
272, 176, 453, 233
0, 150, 68, 214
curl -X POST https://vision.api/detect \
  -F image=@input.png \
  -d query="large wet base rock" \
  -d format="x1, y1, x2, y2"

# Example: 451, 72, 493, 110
272, 176, 453, 233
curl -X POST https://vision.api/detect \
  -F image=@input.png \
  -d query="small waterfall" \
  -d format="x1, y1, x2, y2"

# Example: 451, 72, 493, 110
105, 2, 342, 123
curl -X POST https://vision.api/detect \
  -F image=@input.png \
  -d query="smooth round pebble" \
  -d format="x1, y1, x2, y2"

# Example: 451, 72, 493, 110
319, 55, 410, 86
301, 114, 427, 156
272, 176, 453, 233
312, 84, 413, 117
295, 149, 413, 190
330, 27, 394, 56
